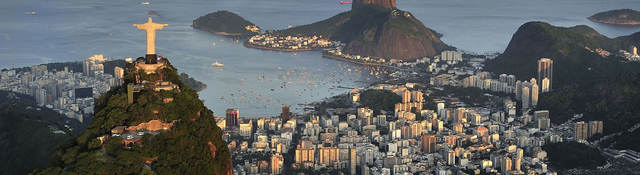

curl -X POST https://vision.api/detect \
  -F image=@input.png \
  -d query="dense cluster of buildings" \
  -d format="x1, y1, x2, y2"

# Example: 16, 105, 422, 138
323, 49, 468, 71
0, 54, 122, 123
222, 81, 583, 174
460, 58, 553, 110
247, 34, 338, 51
437, 50, 463, 63
573, 120, 603, 141
324, 47, 389, 65
619, 46, 640, 61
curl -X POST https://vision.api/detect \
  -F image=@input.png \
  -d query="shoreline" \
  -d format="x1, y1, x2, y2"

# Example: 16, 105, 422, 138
321, 51, 386, 67
588, 18, 640, 26
242, 41, 316, 52
191, 23, 245, 36
321, 51, 408, 71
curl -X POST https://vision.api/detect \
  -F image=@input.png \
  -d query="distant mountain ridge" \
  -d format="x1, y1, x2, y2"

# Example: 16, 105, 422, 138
352, 0, 396, 10
589, 9, 640, 25
485, 21, 640, 88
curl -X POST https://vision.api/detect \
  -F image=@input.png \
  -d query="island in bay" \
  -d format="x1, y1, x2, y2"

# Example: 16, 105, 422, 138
588, 9, 640, 26
193, 10, 261, 37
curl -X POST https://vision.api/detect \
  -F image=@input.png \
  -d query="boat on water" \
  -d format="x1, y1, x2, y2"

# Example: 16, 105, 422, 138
212, 61, 224, 67
141, 2, 150, 5
24, 11, 37, 15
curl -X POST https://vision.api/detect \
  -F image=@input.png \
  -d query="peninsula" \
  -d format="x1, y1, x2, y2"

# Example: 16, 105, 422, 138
277, 0, 453, 60
194, 0, 453, 61
589, 9, 640, 26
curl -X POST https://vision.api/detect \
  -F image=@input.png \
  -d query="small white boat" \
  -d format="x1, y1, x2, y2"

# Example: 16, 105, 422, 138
24, 11, 37, 15
212, 61, 224, 67
141, 2, 150, 5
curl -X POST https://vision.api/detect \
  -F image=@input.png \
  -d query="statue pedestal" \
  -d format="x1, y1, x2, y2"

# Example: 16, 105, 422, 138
145, 54, 157, 64
135, 59, 167, 74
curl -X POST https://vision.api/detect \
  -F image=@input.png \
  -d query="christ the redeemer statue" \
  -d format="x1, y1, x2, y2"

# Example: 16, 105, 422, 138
134, 17, 168, 64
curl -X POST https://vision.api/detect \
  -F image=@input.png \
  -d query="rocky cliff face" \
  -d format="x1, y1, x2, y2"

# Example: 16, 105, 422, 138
352, 0, 396, 10
340, 8, 450, 59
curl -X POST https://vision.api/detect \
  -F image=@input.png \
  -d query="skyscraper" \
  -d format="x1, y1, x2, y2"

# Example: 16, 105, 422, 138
446, 150, 455, 165
534, 110, 551, 130
521, 85, 530, 109
501, 156, 512, 174
537, 58, 553, 91
318, 145, 339, 165
421, 134, 436, 153
507, 75, 516, 87
281, 105, 291, 121
437, 102, 445, 119
271, 153, 284, 174
515, 80, 522, 100
226, 108, 239, 128
402, 90, 411, 103
349, 147, 357, 175
114, 66, 124, 85
114, 66, 124, 80
414, 91, 424, 103
588, 121, 603, 137
541, 77, 550, 93
294, 141, 315, 165
574, 121, 588, 141
531, 83, 539, 106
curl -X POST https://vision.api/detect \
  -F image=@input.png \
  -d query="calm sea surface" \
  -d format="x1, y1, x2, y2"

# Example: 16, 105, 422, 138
1, 0, 638, 116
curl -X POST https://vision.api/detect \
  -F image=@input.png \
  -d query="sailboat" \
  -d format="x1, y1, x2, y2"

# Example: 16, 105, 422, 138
211, 61, 224, 67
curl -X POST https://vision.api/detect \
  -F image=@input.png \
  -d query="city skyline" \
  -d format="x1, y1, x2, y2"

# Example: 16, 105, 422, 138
2, 1, 640, 175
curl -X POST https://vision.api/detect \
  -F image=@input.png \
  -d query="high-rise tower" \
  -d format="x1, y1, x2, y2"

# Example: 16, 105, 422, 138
226, 108, 239, 128
537, 58, 553, 91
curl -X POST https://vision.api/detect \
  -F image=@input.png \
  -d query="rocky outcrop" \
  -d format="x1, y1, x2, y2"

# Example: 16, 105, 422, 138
125, 119, 174, 132
341, 9, 450, 59
352, 0, 396, 10
207, 141, 217, 159
277, 3, 452, 60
